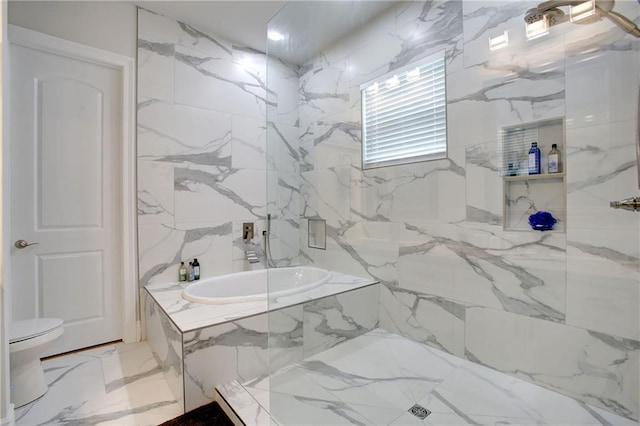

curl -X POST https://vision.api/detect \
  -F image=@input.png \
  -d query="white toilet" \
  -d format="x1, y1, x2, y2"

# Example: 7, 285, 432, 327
9, 318, 64, 407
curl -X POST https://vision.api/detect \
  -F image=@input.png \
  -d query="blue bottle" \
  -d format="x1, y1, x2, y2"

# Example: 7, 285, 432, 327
528, 142, 541, 175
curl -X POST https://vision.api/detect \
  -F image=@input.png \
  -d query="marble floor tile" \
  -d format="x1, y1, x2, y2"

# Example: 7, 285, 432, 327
15, 341, 183, 426
223, 329, 636, 426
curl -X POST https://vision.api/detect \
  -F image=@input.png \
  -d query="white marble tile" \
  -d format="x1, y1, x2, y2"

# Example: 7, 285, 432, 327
266, 122, 299, 173
379, 284, 466, 357
296, 332, 455, 414
566, 48, 640, 131
465, 142, 502, 225
235, 403, 273, 426
566, 120, 639, 231
183, 313, 270, 411
461, 1, 533, 68
231, 115, 267, 170
465, 307, 640, 420
144, 294, 184, 410
268, 390, 372, 426
174, 166, 266, 223
176, 20, 233, 59
138, 8, 181, 44
15, 340, 182, 426
299, 56, 351, 128
137, 159, 174, 225
217, 380, 258, 412
351, 159, 466, 224
182, 305, 303, 412
398, 222, 566, 322
137, 98, 232, 164
309, 234, 399, 287
347, 32, 403, 89
300, 167, 351, 225
267, 58, 300, 127
138, 221, 233, 287
138, 33, 174, 102
174, 44, 267, 119
447, 61, 565, 150
566, 227, 639, 341
300, 119, 361, 172
391, 0, 465, 73
268, 306, 305, 371
303, 284, 379, 358
226, 329, 636, 425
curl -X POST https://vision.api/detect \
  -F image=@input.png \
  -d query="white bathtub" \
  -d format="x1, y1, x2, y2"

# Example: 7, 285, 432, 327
182, 266, 331, 304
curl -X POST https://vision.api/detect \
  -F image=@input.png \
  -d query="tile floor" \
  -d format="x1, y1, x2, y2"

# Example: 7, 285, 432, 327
14, 341, 183, 426
219, 329, 638, 426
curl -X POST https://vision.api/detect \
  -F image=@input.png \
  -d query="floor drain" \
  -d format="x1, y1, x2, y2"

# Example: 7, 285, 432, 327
408, 404, 431, 420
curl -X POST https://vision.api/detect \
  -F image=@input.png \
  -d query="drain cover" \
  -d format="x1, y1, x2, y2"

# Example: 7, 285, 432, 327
408, 404, 431, 420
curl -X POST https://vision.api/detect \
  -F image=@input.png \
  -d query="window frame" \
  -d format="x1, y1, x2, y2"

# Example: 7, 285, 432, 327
360, 50, 448, 170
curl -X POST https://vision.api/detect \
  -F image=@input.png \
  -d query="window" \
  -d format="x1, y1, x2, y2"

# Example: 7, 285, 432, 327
361, 52, 447, 169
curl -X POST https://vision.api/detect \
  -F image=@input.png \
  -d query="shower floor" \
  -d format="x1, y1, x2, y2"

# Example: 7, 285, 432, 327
217, 329, 635, 425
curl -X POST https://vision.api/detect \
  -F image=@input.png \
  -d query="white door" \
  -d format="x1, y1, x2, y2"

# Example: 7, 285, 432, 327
10, 41, 123, 356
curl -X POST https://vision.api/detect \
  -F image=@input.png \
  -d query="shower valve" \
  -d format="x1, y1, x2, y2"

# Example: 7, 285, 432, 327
610, 197, 640, 212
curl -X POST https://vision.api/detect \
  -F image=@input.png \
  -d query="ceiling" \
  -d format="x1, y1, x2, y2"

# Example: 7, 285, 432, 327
138, 1, 286, 52
138, 1, 396, 65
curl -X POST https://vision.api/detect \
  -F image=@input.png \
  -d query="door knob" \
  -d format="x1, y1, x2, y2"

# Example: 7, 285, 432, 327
14, 239, 39, 249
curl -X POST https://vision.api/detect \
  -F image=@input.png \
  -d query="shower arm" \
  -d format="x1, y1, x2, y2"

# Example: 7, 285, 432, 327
530, 0, 640, 37
604, 10, 640, 37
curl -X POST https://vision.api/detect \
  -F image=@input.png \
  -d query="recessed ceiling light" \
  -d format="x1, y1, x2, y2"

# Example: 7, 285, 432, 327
268, 31, 285, 42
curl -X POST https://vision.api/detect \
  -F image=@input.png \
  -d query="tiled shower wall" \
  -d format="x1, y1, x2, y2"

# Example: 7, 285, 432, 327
136, 7, 300, 289
293, 0, 639, 420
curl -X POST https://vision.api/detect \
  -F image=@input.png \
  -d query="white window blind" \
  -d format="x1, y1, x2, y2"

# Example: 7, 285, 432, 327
500, 125, 539, 176
361, 53, 447, 169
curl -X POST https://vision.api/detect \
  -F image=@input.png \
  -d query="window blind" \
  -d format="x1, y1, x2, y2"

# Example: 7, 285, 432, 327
361, 54, 447, 169
500, 125, 539, 176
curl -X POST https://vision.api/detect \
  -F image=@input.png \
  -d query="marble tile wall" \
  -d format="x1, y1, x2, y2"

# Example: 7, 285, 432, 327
146, 284, 378, 412
144, 293, 184, 411
289, 0, 640, 420
137, 7, 301, 290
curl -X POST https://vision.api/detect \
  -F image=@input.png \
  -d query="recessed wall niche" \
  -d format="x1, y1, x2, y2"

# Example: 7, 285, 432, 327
500, 118, 566, 232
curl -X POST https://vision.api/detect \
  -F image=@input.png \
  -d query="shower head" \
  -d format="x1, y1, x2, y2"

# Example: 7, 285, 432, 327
524, 7, 567, 26
524, 0, 639, 37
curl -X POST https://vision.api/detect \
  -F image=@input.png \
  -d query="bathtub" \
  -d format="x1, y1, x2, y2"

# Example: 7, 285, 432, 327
182, 266, 331, 304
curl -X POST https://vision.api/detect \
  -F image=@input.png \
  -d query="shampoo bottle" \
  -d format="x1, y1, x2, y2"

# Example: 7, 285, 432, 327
188, 262, 194, 282
193, 258, 200, 280
528, 142, 541, 175
179, 262, 187, 282
548, 143, 561, 173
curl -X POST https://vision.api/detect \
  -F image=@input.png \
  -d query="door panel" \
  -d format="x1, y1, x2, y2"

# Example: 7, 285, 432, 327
39, 78, 103, 229
39, 251, 104, 322
10, 42, 122, 356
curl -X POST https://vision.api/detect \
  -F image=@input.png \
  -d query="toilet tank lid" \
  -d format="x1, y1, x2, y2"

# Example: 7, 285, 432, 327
10, 318, 63, 343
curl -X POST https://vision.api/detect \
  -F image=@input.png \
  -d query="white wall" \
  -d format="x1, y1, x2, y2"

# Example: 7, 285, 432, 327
8, 1, 136, 58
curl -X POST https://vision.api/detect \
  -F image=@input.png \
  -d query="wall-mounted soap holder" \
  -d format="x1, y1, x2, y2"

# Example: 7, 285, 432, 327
308, 218, 326, 250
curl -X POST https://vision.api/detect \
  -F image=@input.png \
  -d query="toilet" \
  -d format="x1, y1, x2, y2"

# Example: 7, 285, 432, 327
9, 318, 64, 407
